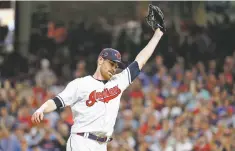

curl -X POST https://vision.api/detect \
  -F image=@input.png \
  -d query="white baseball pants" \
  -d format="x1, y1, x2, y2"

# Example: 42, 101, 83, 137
66, 133, 107, 151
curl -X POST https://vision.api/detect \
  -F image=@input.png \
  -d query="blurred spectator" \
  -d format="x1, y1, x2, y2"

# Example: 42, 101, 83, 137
47, 21, 67, 44
73, 60, 87, 78
0, 100, 15, 129
35, 58, 57, 89
38, 126, 65, 151
0, 120, 21, 151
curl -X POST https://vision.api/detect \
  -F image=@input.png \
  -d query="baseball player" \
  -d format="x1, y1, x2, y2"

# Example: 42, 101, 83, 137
32, 4, 166, 151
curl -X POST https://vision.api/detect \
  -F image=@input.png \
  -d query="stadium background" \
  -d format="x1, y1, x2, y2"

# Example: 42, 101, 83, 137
1, 1, 235, 151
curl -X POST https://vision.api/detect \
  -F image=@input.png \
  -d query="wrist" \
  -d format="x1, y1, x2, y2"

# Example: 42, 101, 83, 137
155, 28, 163, 35
36, 105, 46, 113
36, 108, 44, 113
154, 28, 163, 37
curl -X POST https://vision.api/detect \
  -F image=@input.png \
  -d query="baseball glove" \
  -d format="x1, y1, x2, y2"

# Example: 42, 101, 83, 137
145, 4, 166, 32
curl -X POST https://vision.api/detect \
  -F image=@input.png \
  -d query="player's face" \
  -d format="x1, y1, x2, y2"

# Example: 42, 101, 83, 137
100, 59, 118, 80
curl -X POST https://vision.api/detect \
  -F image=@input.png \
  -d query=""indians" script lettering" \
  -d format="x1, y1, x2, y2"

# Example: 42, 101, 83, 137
86, 85, 121, 107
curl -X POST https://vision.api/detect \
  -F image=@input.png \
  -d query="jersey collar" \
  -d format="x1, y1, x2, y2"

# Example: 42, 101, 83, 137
90, 75, 108, 84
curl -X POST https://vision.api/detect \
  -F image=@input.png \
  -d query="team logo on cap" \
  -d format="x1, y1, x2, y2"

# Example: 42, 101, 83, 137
115, 52, 121, 60
103, 52, 108, 57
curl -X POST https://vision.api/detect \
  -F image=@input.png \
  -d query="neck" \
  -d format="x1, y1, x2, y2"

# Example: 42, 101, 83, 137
93, 69, 105, 80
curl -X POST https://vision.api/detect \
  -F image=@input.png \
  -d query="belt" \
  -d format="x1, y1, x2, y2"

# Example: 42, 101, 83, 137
76, 132, 113, 143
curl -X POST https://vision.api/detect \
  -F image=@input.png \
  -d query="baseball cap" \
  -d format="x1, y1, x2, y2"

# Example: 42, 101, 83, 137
99, 48, 125, 69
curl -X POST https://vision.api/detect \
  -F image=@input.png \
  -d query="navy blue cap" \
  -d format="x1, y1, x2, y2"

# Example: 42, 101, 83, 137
99, 48, 125, 69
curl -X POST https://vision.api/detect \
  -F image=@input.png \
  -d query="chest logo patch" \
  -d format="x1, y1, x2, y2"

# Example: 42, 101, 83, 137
86, 85, 121, 107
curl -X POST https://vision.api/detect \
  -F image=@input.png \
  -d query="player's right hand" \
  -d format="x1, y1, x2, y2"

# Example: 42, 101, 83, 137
31, 111, 44, 124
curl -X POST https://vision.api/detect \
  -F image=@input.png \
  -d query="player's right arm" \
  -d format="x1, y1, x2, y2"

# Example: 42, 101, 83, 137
135, 28, 163, 70
31, 79, 80, 124
31, 99, 57, 124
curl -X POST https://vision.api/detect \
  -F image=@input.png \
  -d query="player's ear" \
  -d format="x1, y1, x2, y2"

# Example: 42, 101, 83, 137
98, 56, 104, 66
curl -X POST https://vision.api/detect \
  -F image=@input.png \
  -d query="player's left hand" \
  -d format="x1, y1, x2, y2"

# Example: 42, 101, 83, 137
145, 4, 166, 32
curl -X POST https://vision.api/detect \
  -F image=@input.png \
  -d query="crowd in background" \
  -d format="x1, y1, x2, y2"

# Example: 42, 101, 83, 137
1, 3, 235, 151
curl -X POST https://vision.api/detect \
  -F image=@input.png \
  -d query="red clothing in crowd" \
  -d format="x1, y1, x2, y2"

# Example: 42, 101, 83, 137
194, 144, 211, 151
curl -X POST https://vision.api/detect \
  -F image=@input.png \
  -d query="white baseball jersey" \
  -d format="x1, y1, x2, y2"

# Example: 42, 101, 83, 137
55, 64, 136, 137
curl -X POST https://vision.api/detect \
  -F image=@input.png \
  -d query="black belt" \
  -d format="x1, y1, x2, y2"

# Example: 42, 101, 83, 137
77, 132, 113, 143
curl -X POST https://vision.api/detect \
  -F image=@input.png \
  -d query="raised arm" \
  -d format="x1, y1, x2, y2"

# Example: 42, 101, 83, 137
135, 4, 166, 70
135, 29, 163, 69
116, 5, 166, 90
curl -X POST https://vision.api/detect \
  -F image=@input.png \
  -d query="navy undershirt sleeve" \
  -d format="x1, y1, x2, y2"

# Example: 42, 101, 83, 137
52, 96, 63, 109
127, 61, 141, 83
